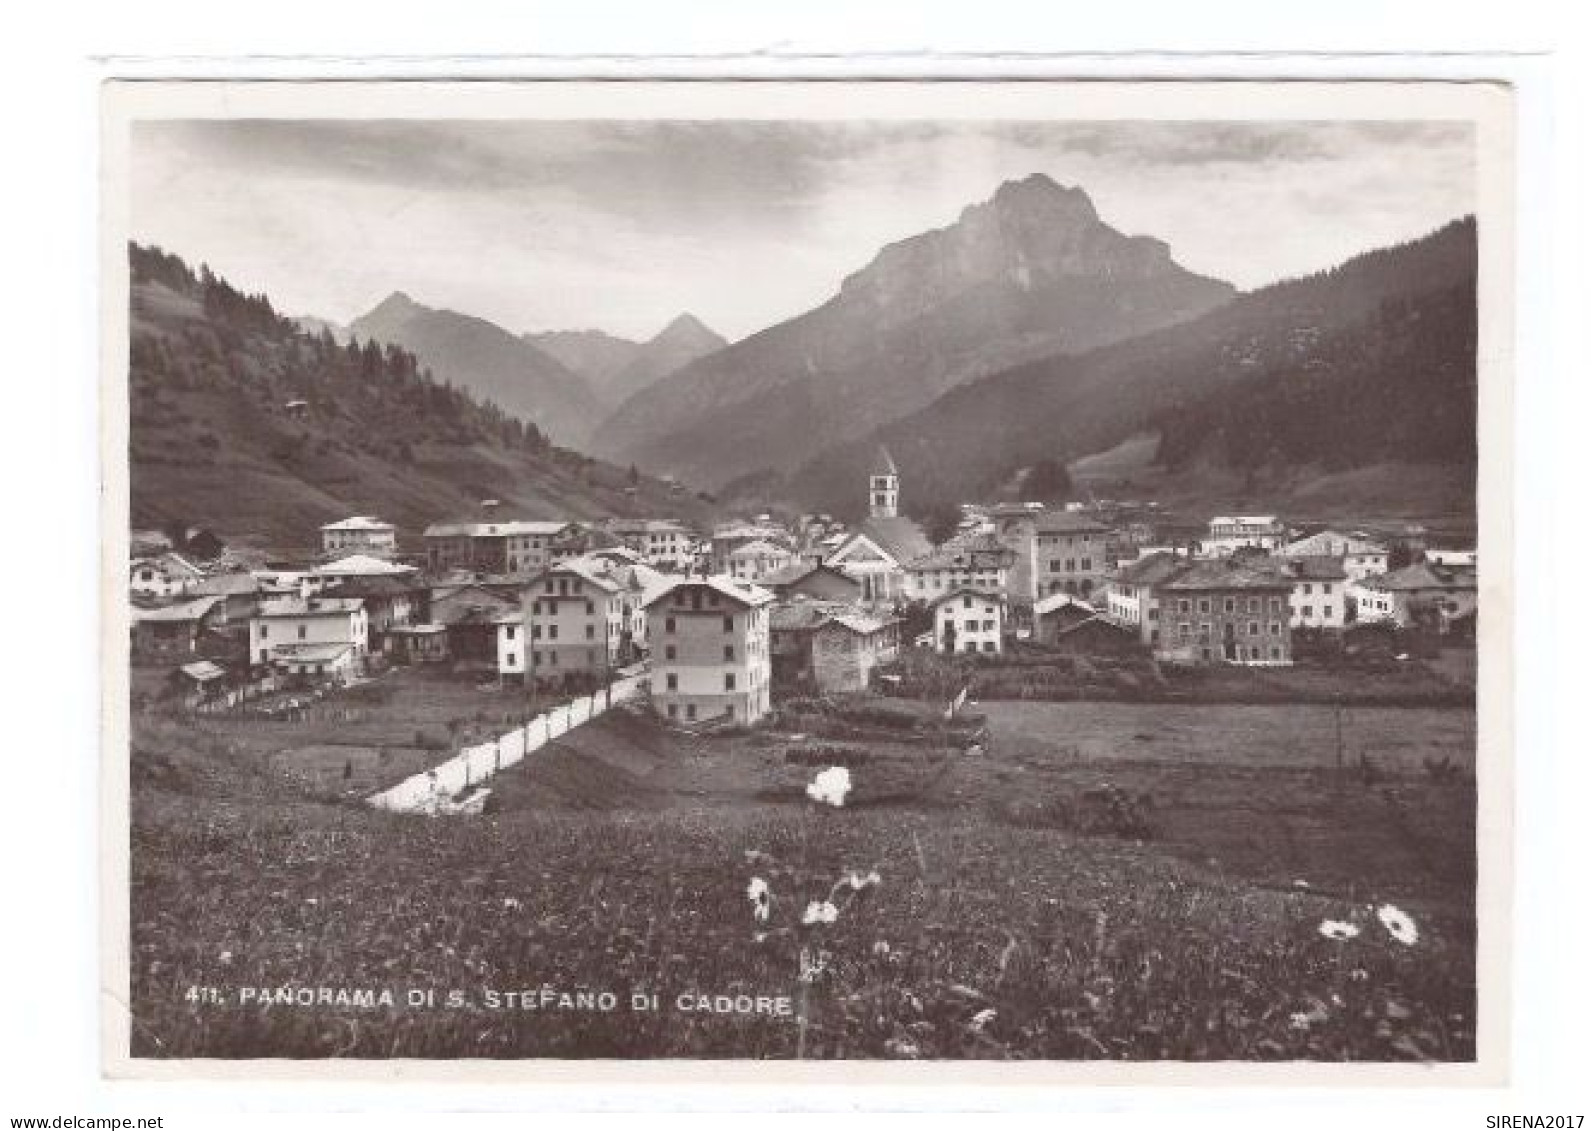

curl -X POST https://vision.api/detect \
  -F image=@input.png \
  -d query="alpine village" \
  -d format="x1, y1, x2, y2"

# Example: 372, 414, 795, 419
128, 174, 1480, 1061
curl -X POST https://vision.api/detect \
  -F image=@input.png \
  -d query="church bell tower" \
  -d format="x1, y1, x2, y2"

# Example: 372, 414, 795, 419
868, 446, 899, 519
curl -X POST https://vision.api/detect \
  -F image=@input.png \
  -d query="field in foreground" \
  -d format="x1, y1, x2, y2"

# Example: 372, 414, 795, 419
128, 697, 1476, 1060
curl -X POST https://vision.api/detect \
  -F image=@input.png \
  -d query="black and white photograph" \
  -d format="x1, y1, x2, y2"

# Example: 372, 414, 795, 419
101, 80, 1512, 1076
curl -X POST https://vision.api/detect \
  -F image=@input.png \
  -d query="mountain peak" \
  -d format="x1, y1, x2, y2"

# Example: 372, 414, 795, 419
652, 313, 725, 350
991, 172, 1093, 211
369, 290, 423, 317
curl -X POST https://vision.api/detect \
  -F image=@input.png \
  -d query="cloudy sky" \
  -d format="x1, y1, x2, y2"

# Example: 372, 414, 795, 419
130, 119, 1473, 342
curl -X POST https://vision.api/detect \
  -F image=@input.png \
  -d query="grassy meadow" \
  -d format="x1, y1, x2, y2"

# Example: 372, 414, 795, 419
127, 687, 1477, 1061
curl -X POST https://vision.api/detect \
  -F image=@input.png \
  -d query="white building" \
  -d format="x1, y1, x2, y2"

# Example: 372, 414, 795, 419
311, 553, 419, 588
129, 553, 204, 600
725, 538, 798, 581
518, 562, 627, 682
319, 515, 398, 558
249, 595, 368, 675
932, 588, 1005, 655
1201, 516, 1286, 557
904, 534, 1014, 602
607, 519, 699, 570
1281, 530, 1389, 581
1277, 556, 1350, 630
645, 576, 773, 725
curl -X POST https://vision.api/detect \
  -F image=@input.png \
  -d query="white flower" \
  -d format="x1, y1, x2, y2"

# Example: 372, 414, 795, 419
1318, 919, 1361, 941
872, 940, 892, 957
967, 1008, 997, 1032
502, 897, 522, 910
218, 950, 233, 964
802, 900, 839, 925
845, 869, 882, 890
806, 766, 852, 808
1377, 903, 1419, 946
747, 877, 772, 923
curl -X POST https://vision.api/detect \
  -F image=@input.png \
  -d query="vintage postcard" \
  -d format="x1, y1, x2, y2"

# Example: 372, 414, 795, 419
100, 79, 1513, 1083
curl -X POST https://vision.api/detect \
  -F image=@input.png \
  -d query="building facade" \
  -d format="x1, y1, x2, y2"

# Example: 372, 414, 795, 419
1035, 511, 1111, 598
1200, 516, 1287, 558
1154, 561, 1293, 665
319, 516, 397, 558
521, 563, 625, 682
249, 596, 368, 669
904, 534, 1015, 603
645, 577, 773, 725
1103, 551, 1190, 647
1277, 556, 1350, 630
1281, 529, 1389, 580
933, 589, 1005, 655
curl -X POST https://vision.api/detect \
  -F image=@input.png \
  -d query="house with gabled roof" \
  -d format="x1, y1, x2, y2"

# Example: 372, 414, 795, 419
1154, 560, 1294, 665
129, 552, 205, 600
769, 600, 900, 693
513, 561, 627, 684
645, 576, 774, 725
1350, 561, 1477, 631
932, 588, 1005, 655
248, 595, 368, 675
1105, 550, 1191, 646
319, 515, 397, 558
1034, 510, 1112, 599
757, 562, 862, 604
1281, 529, 1389, 580
904, 532, 1016, 603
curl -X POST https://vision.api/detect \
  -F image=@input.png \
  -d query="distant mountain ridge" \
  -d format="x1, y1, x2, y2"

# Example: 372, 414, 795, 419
591, 174, 1237, 488
349, 292, 607, 447
527, 314, 726, 409
127, 244, 709, 549
778, 217, 1479, 520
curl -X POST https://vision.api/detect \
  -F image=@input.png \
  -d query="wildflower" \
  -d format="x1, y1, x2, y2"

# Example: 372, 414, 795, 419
967, 1008, 997, 1033
802, 900, 839, 925
872, 940, 892, 958
844, 869, 882, 890
502, 897, 522, 910
806, 766, 852, 808
884, 1037, 921, 1059
1377, 903, 1419, 946
747, 877, 772, 923
218, 950, 233, 965
1318, 919, 1361, 941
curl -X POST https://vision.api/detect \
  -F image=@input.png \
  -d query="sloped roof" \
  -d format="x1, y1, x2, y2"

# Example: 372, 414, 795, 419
320, 515, 394, 532
313, 554, 417, 577
268, 642, 354, 663
1272, 554, 1348, 581
853, 516, 934, 566
1034, 592, 1097, 620
423, 519, 570, 538
1113, 551, 1191, 588
255, 596, 365, 618
1282, 529, 1387, 557
130, 552, 204, 577
907, 532, 1015, 572
1035, 511, 1109, 535
1160, 560, 1293, 592
643, 575, 775, 609
931, 587, 1006, 609
727, 538, 792, 559
870, 446, 898, 477
132, 596, 221, 623
318, 574, 420, 599
190, 572, 261, 597
179, 660, 227, 682
1364, 562, 1478, 592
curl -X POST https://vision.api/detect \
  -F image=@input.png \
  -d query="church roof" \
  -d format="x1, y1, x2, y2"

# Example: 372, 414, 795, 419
854, 516, 933, 565
870, 446, 898, 477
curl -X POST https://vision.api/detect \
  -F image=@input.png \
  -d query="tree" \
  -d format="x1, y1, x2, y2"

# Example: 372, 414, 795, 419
1026, 457, 1074, 501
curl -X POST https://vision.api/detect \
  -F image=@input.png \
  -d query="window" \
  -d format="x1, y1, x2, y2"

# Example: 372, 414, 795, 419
1248, 597, 1261, 613
723, 644, 734, 661
686, 704, 697, 721
505, 625, 517, 640
983, 641, 996, 652
1178, 599, 1191, 614
548, 625, 558, 640
506, 653, 517, 668
585, 624, 595, 640
1049, 560, 1060, 572
665, 645, 677, 661
1270, 646, 1281, 660
1269, 622, 1282, 636
966, 619, 979, 631
964, 642, 977, 653
963, 595, 972, 609
586, 600, 595, 614
666, 673, 678, 691
724, 672, 736, 691
1323, 605, 1333, 619
667, 703, 678, 719
297, 625, 307, 640
1322, 583, 1331, 595
1223, 598, 1235, 613
260, 624, 269, 639
1248, 621, 1260, 636
550, 651, 559, 666
666, 617, 676, 634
